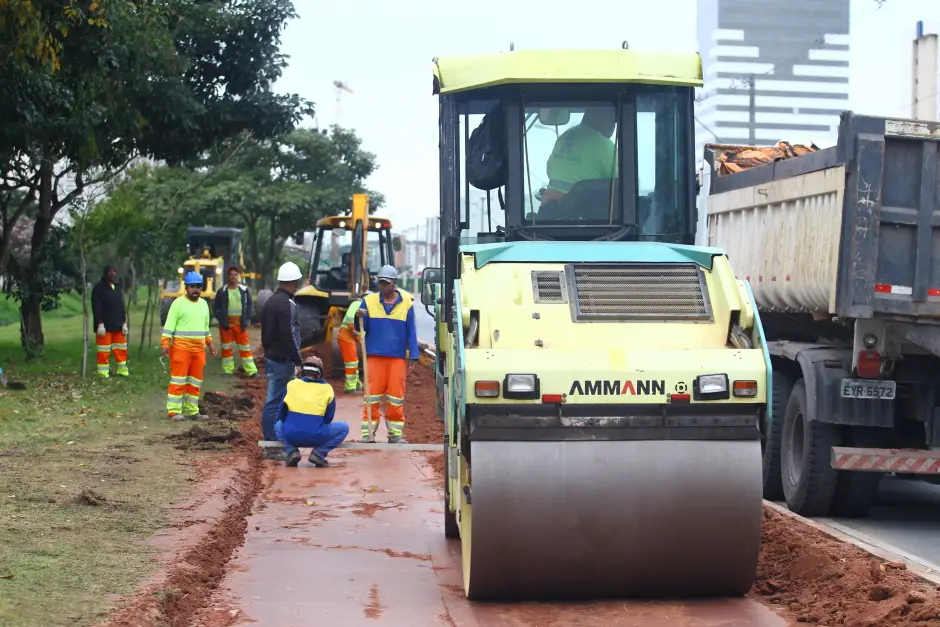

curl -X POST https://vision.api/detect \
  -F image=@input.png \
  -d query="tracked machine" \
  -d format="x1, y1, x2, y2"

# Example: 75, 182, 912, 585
289, 193, 403, 377
419, 47, 771, 601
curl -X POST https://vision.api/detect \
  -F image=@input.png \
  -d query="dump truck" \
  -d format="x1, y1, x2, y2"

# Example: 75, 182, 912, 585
703, 112, 940, 520
287, 194, 403, 377
419, 47, 770, 601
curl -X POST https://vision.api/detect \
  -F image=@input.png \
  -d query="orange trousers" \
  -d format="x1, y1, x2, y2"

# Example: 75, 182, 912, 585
361, 355, 406, 438
337, 326, 360, 391
219, 316, 258, 375
167, 347, 206, 417
95, 331, 128, 378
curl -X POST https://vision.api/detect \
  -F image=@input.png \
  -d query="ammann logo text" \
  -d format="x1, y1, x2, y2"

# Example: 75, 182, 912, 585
568, 379, 666, 396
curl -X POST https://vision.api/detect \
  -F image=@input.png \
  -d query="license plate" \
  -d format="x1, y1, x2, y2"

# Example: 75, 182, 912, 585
840, 378, 896, 400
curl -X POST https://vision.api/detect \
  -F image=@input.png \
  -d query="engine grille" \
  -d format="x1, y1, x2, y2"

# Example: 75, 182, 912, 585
531, 271, 568, 304
568, 263, 712, 321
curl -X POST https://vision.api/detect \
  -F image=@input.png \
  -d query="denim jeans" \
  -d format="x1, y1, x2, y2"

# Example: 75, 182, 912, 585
275, 420, 350, 458
262, 358, 295, 440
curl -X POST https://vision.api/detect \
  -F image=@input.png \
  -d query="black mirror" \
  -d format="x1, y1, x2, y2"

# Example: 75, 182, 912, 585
293, 231, 304, 246
392, 235, 402, 252
420, 266, 442, 307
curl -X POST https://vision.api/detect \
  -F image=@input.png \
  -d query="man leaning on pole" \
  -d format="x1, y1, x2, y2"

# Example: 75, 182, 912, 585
355, 265, 419, 444
161, 271, 218, 420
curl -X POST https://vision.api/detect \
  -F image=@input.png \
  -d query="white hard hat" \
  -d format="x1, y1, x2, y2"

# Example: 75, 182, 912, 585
377, 265, 398, 281
277, 261, 303, 282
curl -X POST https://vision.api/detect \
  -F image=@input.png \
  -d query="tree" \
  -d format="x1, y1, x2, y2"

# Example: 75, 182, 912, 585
187, 126, 384, 287
0, 0, 107, 73
0, 0, 312, 355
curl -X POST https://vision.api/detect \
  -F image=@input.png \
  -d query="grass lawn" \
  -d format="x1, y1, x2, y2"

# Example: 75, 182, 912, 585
0, 293, 240, 627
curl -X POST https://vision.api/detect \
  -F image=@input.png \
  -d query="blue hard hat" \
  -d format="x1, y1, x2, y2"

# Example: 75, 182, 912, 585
183, 271, 204, 285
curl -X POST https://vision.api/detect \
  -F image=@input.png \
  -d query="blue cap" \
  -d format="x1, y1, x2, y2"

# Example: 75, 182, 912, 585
183, 271, 204, 285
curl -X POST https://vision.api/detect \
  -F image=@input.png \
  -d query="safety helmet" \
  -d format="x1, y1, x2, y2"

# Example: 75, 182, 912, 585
277, 261, 303, 282
301, 355, 324, 378
183, 271, 204, 286
376, 264, 398, 282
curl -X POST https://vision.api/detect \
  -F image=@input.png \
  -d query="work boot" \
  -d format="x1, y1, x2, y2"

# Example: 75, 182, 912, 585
361, 434, 375, 444
285, 449, 302, 467
186, 413, 210, 421
307, 449, 330, 468
388, 435, 407, 444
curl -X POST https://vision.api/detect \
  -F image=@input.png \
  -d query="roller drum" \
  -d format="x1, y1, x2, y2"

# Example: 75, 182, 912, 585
465, 439, 763, 600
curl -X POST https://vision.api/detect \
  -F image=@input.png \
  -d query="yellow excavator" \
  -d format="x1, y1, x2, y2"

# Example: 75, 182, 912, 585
159, 226, 256, 325
288, 194, 403, 378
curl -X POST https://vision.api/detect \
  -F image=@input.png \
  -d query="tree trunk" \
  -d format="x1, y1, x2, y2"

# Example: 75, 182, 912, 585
19, 161, 56, 354
79, 205, 90, 378
19, 298, 44, 359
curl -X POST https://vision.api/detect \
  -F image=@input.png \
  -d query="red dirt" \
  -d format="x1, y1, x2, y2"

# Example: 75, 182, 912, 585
419, 441, 940, 626
303, 340, 444, 445
97, 362, 269, 627
756, 507, 940, 626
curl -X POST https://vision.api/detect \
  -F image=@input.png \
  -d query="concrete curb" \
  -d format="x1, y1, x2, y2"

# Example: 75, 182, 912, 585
763, 500, 940, 587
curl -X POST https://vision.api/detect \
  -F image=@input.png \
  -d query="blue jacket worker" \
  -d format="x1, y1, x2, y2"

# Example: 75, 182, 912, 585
274, 355, 350, 467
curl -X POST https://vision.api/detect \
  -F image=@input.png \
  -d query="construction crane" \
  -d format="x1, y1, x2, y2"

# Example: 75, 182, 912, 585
333, 79, 353, 129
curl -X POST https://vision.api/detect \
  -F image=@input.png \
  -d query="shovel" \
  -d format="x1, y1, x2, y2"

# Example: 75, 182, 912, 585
356, 329, 379, 442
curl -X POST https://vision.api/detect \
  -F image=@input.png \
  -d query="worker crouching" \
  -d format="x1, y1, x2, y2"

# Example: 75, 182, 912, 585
214, 266, 259, 378
355, 265, 419, 444
161, 271, 218, 420
274, 356, 349, 467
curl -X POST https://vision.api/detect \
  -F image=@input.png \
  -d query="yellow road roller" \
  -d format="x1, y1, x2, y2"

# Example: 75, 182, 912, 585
419, 47, 771, 601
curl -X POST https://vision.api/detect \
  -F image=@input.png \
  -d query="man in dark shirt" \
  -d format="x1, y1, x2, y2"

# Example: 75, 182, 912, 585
259, 262, 304, 458
91, 265, 129, 378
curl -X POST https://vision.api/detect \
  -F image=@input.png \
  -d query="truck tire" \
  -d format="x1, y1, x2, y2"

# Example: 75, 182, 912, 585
781, 379, 841, 516
255, 289, 273, 322
831, 426, 882, 518
762, 369, 792, 501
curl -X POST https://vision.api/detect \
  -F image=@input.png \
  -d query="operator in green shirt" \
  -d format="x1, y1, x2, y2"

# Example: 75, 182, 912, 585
539, 107, 617, 210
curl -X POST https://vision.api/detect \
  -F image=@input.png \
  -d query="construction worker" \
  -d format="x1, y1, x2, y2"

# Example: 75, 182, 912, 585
274, 355, 349, 467
259, 261, 304, 456
539, 107, 617, 210
337, 292, 368, 394
355, 265, 419, 444
91, 265, 129, 378
214, 265, 259, 378
161, 271, 218, 420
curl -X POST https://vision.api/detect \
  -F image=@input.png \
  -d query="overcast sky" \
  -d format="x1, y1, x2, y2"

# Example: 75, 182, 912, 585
273, 0, 940, 231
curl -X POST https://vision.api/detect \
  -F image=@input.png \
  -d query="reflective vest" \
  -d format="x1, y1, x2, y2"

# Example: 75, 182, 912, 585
360, 291, 419, 360
278, 377, 337, 443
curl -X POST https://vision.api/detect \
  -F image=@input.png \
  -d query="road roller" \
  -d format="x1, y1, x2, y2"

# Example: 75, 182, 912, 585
290, 193, 405, 377
419, 47, 771, 601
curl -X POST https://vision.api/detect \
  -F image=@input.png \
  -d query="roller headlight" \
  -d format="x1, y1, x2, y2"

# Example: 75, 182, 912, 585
503, 374, 539, 400
694, 374, 730, 401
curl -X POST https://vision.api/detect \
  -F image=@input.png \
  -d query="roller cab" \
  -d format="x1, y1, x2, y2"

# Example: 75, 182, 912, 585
422, 47, 770, 601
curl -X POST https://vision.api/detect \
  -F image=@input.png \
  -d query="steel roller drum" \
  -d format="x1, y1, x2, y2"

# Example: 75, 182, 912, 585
464, 439, 763, 600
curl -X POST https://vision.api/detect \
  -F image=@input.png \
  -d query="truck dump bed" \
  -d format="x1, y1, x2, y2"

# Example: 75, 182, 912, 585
704, 113, 940, 322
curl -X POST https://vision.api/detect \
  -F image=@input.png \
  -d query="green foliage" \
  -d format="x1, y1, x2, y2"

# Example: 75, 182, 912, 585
0, 0, 313, 354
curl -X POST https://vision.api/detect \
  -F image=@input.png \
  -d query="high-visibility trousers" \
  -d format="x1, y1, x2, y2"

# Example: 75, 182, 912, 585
167, 346, 206, 417
337, 326, 359, 391
361, 355, 406, 438
219, 316, 258, 375
96, 331, 128, 378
